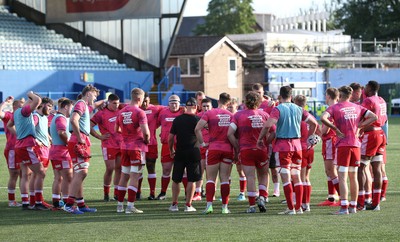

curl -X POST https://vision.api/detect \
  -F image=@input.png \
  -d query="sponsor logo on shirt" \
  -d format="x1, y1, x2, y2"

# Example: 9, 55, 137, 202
108, 116, 117, 123
144, 110, 153, 114
341, 107, 358, 120
122, 112, 133, 124
165, 117, 175, 122
217, 114, 231, 126
248, 115, 263, 128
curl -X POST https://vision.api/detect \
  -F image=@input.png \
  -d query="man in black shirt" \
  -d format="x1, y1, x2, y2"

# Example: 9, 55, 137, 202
168, 97, 201, 212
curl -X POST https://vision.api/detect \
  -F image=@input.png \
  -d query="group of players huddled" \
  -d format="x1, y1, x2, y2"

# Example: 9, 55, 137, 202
0, 80, 388, 215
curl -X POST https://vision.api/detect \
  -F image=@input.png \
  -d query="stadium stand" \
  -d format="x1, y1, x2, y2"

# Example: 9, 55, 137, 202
0, 6, 128, 71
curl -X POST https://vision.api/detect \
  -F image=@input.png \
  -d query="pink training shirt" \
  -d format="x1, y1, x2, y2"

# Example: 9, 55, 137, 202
201, 108, 233, 152
325, 101, 368, 148
269, 106, 311, 152
49, 115, 71, 161
143, 104, 163, 146
91, 107, 122, 149
158, 108, 184, 144
2, 111, 16, 150
361, 95, 387, 127
231, 109, 270, 152
116, 105, 148, 152
300, 121, 308, 150
321, 116, 336, 141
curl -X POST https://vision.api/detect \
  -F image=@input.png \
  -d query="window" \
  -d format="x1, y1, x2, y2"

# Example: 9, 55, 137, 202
228, 58, 237, 88
178, 58, 200, 76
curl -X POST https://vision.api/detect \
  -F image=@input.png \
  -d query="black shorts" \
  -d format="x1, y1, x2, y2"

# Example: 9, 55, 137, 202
269, 152, 277, 168
172, 148, 201, 183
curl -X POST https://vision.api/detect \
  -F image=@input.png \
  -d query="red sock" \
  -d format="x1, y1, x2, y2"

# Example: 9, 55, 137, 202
185, 202, 191, 207
283, 183, 294, 210
104, 185, 110, 195
248, 192, 257, 206
8, 190, 15, 201
381, 178, 388, 198
76, 198, 85, 208
340, 199, 348, 210
30, 193, 35, 206
327, 179, 335, 197
220, 183, 230, 205
137, 176, 143, 193
148, 174, 157, 196
304, 183, 312, 204
118, 187, 127, 203
161, 176, 170, 193
293, 183, 303, 210
239, 177, 246, 193
66, 196, 76, 206
21, 194, 29, 205
182, 176, 188, 191
206, 181, 215, 203
357, 191, 365, 207
372, 189, 381, 207
127, 186, 137, 203
258, 185, 268, 198
35, 191, 43, 204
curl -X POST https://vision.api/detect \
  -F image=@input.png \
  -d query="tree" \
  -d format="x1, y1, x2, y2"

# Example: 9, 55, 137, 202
194, 0, 256, 36
333, 0, 400, 40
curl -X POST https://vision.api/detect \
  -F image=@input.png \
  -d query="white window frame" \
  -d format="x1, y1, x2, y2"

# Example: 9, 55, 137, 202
178, 57, 201, 77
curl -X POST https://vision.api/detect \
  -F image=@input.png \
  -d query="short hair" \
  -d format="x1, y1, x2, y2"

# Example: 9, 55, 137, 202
76, 93, 83, 100
195, 91, 205, 98
201, 98, 212, 104
349, 82, 362, 91
325, 87, 339, 100
219, 92, 231, 105
60, 99, 73, 109
366, 80, 379, 93
252, 83, 263, 91
280, 86, 292, 99
294, 95, 307, 108
131, 88, 144, 99
245, 91, 262, 110
338, 86, 353, 99
41, 97, 54, 106
144, 92, 149, 99
57, 97, 68, 106
82, 84, 100, 96
108, 93, 120, 102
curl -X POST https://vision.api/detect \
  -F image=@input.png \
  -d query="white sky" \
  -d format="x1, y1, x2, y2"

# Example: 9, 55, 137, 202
184, 0, 331, 18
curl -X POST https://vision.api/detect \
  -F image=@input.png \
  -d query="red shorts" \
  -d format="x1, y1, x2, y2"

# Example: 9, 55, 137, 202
51, 160, 73, 170
301, 148, 314, 169
322, 138, 336, 161
200, 147, 207, 160
34, 145, 50, 168
336, 146, 360, 167
15, 146, 41, 166
206, 150, 233, 166
102, 147, 121, 161
67, 142, 91, 165
146, 145, 158, 160
360, 130, 386, 157
121, 150, 145, 167
161, 144, 174, 163
275, 150, 302, 170
4, 149, 19, 169
240, 149, 269, 168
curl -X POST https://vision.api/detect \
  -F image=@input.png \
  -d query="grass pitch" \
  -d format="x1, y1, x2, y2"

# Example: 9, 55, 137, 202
0, 118, 399, 241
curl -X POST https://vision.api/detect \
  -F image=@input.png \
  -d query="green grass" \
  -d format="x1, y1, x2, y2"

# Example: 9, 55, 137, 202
0, 118, 399, 241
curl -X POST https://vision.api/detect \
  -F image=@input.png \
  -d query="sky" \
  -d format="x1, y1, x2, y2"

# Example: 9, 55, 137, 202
183, 0, 331, 18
